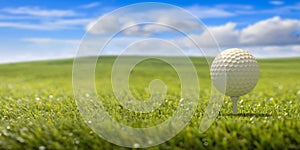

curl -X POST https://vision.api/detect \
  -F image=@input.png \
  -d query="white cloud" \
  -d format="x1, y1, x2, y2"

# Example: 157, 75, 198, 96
0, 38, 78, 64
215, 4, 253, 10
260, 45, 300, 57
0, 22, 51, 30
86, 15, 120, 34
79, 2, 101, 9
121, 22, 153, 36
186, 5, 235, 18
85, 4, 243, 36
263, 45, 297, 52
86, 8, 204, 36
2, 6, 78, 17
269, 1, 284, 6
155, 16, 200, 31
0, 14, 37, 20
120, 16, 201, 36
252, 3, 300, 15
201, 22, 239, 47
174, 22, 240, 49
121, 39, 184, 56
0, 18, 92, 30
0, 6, 92, 30
84, 14, 300, 58
22, 38, 80, 44
47, 18, 92, 27
85, 3, 297, 37
176, 16, 300, 48
240, 16, 300, 46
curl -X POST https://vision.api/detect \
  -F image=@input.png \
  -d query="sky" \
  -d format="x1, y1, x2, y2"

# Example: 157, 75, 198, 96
0, 0, 299, 63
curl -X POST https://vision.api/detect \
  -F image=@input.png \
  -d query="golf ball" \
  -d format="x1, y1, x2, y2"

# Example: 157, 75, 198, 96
210, 48, 260, 96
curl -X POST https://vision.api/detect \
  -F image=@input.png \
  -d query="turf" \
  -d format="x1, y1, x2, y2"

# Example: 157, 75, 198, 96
0, 57, 299, 149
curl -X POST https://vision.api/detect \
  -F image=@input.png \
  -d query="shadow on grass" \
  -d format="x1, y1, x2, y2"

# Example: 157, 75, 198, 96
222, 113, 272, 117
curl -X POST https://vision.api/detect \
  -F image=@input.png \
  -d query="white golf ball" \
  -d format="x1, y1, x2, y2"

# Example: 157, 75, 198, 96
210, 48, 260, 96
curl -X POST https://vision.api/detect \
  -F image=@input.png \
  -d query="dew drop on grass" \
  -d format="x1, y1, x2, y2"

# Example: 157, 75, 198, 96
36, 97, 40, 101
179, 98, 184, 103
203, 142, 209, 146
87, 120, 92, 124
75, 140, 80, 144
148, 140, 153, 145
16, 137, 25, 143
250, 116, 255, 121
39, 146, 46, 150
85, 93, 90, 97
2, 116, 7, 121
2, 130, 8, 136
133, 143, 140, 148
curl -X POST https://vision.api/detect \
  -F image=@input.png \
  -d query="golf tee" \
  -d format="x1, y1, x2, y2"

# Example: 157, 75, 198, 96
231, 96, 239, 114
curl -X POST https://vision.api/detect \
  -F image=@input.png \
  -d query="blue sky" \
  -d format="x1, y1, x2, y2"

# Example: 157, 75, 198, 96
0, 0, 299, 63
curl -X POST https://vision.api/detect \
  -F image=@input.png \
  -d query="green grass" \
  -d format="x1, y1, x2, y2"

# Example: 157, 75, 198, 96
0, 57, 299, 149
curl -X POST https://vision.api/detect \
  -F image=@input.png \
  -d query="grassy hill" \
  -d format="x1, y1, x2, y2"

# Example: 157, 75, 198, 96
0, 57, 299, 149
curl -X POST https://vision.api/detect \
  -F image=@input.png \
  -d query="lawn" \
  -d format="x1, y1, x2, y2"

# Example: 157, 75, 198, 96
0, 57, 299, 149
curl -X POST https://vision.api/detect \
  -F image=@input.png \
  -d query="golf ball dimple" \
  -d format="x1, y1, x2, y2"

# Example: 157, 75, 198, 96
210, 48, 260, 96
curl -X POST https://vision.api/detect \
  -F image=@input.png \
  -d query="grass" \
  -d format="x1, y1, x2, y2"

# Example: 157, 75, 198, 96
0, 57, 299, 149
